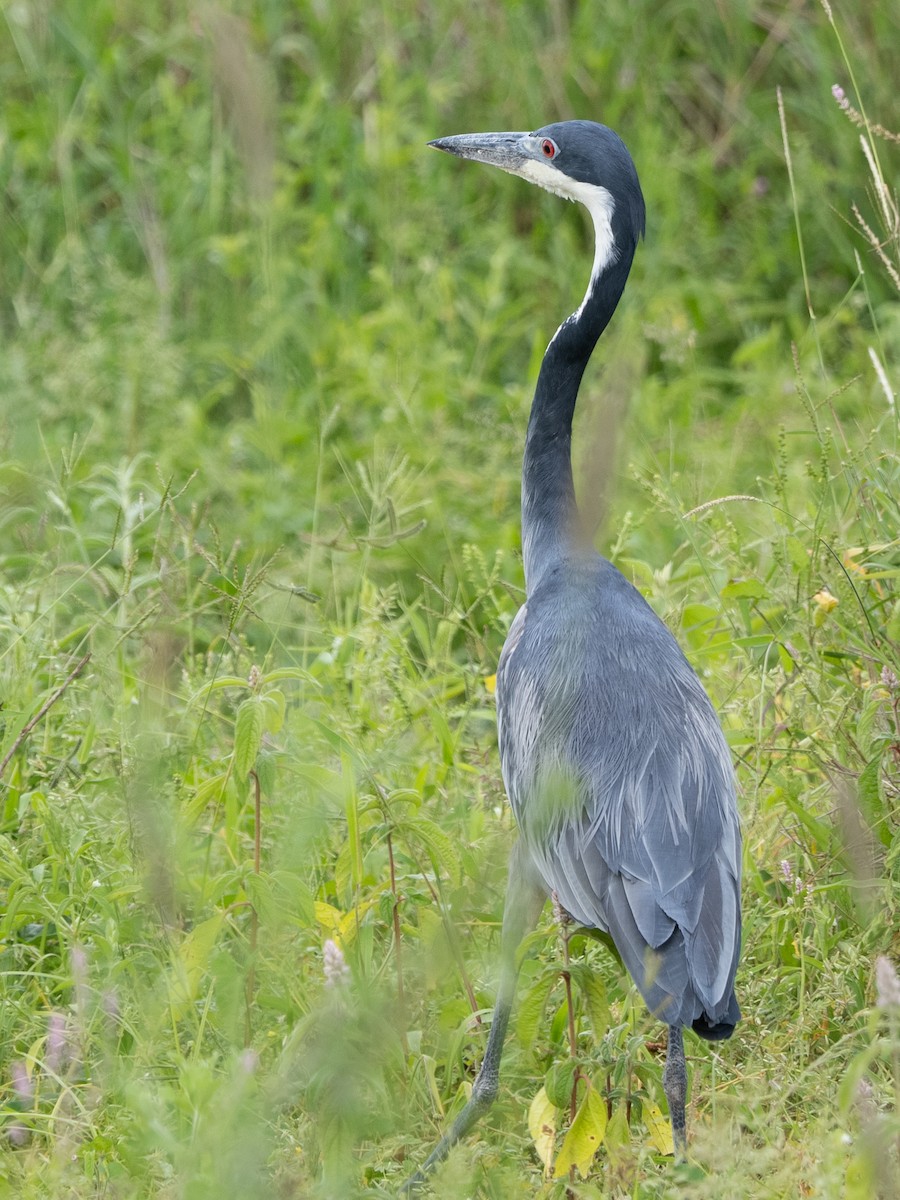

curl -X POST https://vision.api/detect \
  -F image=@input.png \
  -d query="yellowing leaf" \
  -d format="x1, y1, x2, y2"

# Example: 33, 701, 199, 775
554, 1082, 607, 1179
314, 901, 343, 939
314, 895, 387, 948
528, 1086, 558, 1177
643, 1100, 674, 1156
338, 889, 386, 945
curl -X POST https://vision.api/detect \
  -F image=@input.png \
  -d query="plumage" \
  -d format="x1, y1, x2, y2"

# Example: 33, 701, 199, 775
403, 120, 741, 1192
496, 556, 741, 1031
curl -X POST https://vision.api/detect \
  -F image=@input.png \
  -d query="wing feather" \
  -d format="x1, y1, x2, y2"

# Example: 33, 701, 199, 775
496, 557, 742, 1030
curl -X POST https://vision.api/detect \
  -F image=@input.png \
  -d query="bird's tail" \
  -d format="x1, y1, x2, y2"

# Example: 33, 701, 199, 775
691, 1011, 737, 1041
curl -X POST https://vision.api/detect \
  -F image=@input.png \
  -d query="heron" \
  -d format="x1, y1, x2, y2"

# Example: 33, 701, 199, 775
404, 120, 741, 1190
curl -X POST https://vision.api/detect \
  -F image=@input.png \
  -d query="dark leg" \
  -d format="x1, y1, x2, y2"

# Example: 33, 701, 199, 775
402, 842, 545, 1194
663, 1024, 687, 1158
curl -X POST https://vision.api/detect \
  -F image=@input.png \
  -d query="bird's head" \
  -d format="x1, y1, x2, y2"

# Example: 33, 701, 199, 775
429, 120, 645, 252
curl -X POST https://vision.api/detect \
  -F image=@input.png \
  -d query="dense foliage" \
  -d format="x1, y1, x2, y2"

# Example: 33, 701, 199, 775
1, 1, 898, 1196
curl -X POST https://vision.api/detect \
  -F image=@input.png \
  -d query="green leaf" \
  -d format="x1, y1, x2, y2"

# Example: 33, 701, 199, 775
604, 1102, 630, 1154
167, 914, 225, 1019
544, 1059, 578, 1109
720, 577, 767, 601
681, 602, 718, 631
234, 697, 264, 780
402, 816, 461, 885
785, 535, 809, 572
261, 689, 286, 734
516, 971, 556, 1049
183, 772, 230, 825
575, 972, 609, 1041
254, 750, 277, 797
553, 1082, 607, 1178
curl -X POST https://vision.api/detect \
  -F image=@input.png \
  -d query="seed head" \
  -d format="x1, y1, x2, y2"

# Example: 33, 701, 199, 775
323, 939, 351, 989
874, 955, 900, 1008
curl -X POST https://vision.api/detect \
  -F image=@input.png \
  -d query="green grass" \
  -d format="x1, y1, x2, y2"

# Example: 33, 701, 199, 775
1, 1, 899, 1196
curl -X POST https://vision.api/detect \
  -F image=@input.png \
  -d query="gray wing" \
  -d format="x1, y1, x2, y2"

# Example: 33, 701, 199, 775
496, 562, 741, 1030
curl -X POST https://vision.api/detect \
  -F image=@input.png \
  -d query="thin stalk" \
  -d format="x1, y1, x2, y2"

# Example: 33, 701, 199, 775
373, 777, 480, 1023
556, 898, 578, 1195
245, 768, 261, 1047
0, 652, 91, 777
387, 829, 409, 1056
418, 866, 481, 1024
777, 86, 825, 375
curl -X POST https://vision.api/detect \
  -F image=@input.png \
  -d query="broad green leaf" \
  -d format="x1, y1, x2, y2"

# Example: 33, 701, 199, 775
274, 870, 315, 925
234, 697, 264, 780
681, 603, 729, 653
254, 750, 277, 797
403, 816, 461, 885
527, 1086, 558, 1177
604, 1102, 630, 1154
168, 914, 225, 1018
553, 1083, 607, 1178
644, 1100, 674, 1155
261, 689, 286, 733
516, 971, 556, 1048
681, 600, 720, 628
720, 577, 767, 601
544, 1059, 578, 1109
193, 676, 253, 700
183, 772, 230, 825
575, 972, 609, 1041
261, 666, 317, 686
785, 534, 809, 572
245, 871, 314, 927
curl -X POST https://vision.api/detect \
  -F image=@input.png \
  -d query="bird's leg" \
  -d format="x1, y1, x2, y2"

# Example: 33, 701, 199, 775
401, 842, 545, 1194
553, 895, 579, 1125
663, 1024, 687, 1158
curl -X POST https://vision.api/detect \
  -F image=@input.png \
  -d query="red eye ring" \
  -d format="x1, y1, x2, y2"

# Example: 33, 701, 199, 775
541, 138, 556, 159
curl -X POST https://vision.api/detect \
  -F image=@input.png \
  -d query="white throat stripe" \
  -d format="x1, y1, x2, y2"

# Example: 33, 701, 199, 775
513, 160, 617, 335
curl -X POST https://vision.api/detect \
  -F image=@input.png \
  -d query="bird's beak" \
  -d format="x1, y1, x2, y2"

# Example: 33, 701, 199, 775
428, 131, 530, 174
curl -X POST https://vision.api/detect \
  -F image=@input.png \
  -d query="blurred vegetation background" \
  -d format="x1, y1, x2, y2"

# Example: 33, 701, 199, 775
0, 1, 898, 1196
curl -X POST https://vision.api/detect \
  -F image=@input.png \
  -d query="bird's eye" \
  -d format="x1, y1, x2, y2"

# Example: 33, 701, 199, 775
541, 138, 557, 159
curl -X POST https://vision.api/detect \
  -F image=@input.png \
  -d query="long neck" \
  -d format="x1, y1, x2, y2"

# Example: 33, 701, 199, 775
521, 239, 635, 591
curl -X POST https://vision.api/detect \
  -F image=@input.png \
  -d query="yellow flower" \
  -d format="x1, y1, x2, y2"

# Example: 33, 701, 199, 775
813, 587, 838, 613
